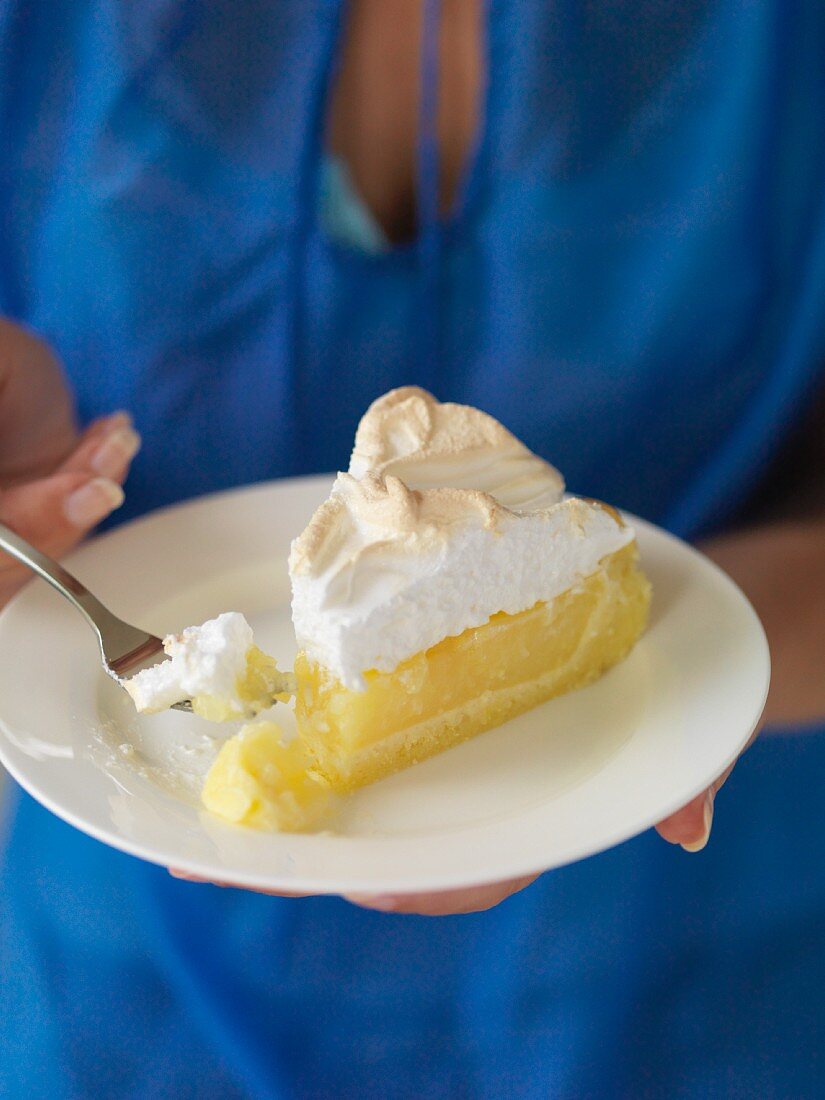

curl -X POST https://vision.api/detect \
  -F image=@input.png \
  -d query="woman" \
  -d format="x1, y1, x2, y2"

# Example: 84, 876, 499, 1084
1, 1, 824, 1095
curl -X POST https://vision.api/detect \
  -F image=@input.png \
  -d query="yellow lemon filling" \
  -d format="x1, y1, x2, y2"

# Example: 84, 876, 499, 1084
202, 721, 332, 831
294, 542, 651, 793
192, 646, 294, 722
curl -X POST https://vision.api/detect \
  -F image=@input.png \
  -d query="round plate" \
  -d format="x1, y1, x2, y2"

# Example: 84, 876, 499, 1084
0, 476, 769, 893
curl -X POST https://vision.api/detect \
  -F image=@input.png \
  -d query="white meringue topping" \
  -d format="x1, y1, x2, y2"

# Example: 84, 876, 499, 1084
125, 612, 254, 714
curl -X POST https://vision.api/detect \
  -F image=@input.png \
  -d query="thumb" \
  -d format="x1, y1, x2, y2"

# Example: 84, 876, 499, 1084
0, 473, 123, 603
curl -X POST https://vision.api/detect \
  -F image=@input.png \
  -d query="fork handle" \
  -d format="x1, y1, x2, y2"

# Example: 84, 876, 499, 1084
0, 522, 119, 634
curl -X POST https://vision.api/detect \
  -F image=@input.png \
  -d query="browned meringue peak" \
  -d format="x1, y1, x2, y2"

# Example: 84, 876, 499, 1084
289, 471, 502, 579
348, 386, 565, 511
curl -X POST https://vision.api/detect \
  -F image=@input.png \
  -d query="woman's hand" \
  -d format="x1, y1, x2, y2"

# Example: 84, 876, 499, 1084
0, 319, 140, 608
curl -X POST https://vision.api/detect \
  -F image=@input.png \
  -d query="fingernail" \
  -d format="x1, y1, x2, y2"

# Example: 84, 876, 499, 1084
91, 426, 141, 478
681, 791, 715, 853
64, 478, 125, 527
346, 894, 399, 911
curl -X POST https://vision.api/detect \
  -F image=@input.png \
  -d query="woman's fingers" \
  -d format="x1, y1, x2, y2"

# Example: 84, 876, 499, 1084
60, 412, 140, 482
655, 722, 761, 852
655, 758, 740, 851
0, 412, 140, 606
167, 869, 539, 914
654, 788, 716, 851
1, 470, 124, 549
345, 874, 541, 915
0, 471, 125, 604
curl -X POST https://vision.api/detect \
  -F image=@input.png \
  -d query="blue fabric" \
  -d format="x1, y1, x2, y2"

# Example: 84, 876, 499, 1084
1, 1, 825, 1096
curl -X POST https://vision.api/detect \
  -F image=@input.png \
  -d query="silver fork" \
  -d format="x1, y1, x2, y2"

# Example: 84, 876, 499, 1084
0, 521, 193, 711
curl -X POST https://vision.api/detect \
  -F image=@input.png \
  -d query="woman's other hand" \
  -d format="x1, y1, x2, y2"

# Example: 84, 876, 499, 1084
0, 319, 140, 607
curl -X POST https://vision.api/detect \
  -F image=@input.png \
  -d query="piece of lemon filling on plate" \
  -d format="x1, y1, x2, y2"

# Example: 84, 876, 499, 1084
202, 721, 332, 831
289, 387, 652, 794
124, 611, 292, 720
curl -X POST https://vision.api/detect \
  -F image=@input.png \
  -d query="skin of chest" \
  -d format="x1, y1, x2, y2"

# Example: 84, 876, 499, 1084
327, 0, 483, 243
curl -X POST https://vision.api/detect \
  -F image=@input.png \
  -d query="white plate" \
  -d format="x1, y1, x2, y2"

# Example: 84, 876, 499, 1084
0, 476, 769, 894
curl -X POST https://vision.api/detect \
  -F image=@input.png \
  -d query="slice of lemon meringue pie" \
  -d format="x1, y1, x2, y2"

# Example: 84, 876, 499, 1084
291, 387, 651, 793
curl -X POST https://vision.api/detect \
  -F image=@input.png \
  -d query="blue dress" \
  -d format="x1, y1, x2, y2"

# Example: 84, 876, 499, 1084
2, 2, 825, 1095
